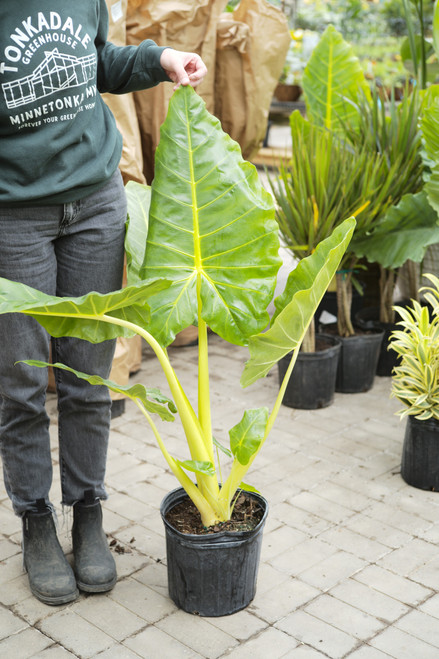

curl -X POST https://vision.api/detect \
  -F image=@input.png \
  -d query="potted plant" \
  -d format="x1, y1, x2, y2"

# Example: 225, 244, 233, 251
274, 29, 306, 103
347, 85, 439, 375
389, 273, 439, 491
269, 111, 388, 405
301, 24, 439, 383
0, 86, 355, 616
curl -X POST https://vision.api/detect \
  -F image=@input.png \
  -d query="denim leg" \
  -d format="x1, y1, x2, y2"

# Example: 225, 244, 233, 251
0, 171, 126, 514
0, 207, 61, 514
53, 171, 126, 505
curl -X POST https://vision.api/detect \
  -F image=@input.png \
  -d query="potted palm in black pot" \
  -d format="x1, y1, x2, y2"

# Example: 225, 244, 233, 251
389, 274, 439, 490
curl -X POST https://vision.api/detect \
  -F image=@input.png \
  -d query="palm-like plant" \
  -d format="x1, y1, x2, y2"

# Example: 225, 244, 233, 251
270, 111, 396, 342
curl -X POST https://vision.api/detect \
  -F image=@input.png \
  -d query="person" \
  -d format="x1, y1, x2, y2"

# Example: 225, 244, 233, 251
0, 1, 207, 606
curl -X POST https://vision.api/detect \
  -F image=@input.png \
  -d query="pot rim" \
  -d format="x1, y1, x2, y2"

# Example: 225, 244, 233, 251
160, 486, 269, 542
281, 333, 342, 360
407, 415, 439, 429
322, 327, 385, 341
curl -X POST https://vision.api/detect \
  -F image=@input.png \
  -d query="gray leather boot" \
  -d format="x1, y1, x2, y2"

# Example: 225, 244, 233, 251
72, 490, 117, 593
22, 499, 78, 605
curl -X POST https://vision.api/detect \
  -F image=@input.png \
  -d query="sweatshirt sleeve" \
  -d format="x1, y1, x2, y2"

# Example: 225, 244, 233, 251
95, 0, 171, 94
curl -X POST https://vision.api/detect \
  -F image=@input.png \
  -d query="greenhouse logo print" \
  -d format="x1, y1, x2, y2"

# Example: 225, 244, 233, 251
2, 48, 96, 110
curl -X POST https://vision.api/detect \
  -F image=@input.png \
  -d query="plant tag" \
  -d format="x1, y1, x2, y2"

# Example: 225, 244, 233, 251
319, 310, 337, 325
111, 0, 123, 23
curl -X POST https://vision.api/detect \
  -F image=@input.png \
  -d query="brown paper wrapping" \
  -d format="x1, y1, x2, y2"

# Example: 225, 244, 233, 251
215, 1, 291, 159
126, 0, 228, 182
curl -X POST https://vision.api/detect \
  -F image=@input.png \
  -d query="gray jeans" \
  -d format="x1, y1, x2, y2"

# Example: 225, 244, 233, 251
0, 170, 126, 514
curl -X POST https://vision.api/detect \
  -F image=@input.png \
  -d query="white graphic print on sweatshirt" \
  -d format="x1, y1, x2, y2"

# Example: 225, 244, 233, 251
1, 12, 97, 129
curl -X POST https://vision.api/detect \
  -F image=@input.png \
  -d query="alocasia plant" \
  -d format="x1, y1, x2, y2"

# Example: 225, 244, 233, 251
0, 86, 354, 528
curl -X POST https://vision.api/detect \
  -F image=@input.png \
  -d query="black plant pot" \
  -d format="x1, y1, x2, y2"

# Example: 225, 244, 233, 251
160, 487, 268, 616
333, 329, 384, 393
401, 416, 439, 491
355, 304, 409, 377
278, 334, 341, 409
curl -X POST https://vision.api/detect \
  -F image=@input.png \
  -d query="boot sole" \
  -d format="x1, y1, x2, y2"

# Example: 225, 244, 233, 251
76, 575, 117, 593
29, 585, 79, 606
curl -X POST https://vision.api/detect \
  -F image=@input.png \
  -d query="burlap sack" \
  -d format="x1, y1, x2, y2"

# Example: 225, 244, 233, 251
126, 0, 227, 182
215, 0, 291, 159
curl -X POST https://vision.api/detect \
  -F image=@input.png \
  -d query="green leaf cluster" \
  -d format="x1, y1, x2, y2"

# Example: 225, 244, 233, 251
390, 274, 439, 420
274, 22, 439, 332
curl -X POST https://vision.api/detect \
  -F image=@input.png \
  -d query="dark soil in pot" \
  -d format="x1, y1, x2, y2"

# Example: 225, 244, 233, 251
166, 491, 264, 534
160, 488, 268, 617
278, 334, 341, 409
401, 416, 439, 491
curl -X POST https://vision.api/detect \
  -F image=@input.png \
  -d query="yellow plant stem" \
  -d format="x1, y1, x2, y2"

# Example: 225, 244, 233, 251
185, 97, 220, 506
134, 400, 219, 527
197, 301, 215, 466
97, 315, 220, 509
220, 344, 301, 510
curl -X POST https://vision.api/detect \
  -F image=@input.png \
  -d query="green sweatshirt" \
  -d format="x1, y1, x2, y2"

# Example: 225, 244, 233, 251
0, 1, 170, 205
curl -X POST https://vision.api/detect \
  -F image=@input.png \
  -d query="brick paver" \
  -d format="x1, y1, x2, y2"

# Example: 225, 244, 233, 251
1, 334, 439, 658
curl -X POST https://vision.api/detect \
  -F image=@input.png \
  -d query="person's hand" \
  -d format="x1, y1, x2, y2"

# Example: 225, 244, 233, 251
160, 49, 207, 90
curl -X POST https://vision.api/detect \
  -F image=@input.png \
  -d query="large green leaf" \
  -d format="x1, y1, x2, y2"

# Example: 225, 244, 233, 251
139, 85, 281, 347
420, 85, 439, 213
229, 408, 269, 466
241, 217, 355, 387
21, 360, 177, 421
302, 25, 370, 133
420, 84, 439, 166
352, 192, 439, 269
0, 277, 168, 343
125, 181, 151, 285
424, 165, 439, 217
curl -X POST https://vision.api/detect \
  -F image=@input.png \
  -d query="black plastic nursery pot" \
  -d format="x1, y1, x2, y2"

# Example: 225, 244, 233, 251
333, 329, 384, 394
160, 487, 268, 617
401, 416, 439, 491
355, 306, 402, 377
278, 334, 341, 409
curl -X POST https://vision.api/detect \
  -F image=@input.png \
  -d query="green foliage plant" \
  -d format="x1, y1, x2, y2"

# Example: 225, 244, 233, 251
274, 25, 420, 338
269, 110, 393, 342
345, 85, 439, 323
0, 86, 355, 529
300, 23, 439, 327
389, 273, 439, 420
